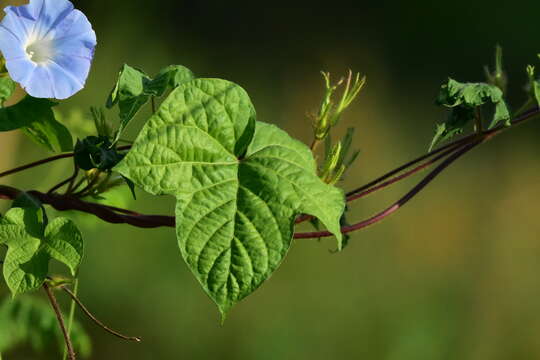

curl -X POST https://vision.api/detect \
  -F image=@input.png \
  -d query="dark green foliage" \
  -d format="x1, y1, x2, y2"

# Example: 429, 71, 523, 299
106, 64, 195, 141
0, 96, 72, 152
74, 136, 124, 171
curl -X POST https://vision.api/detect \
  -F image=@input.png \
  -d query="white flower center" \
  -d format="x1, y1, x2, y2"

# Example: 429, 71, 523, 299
25, 39, 55, 64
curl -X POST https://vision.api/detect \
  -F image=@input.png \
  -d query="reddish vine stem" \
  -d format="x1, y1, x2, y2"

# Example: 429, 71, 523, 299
43, 283, 76, 360
345, 106, 539, 199
346, 141, 468, 202
61, 286, 141, 342
0, 153, 74, 179
0, 185, 174, 228
345, 134, 476, 199
0, 108, 537, 237
0, 145, 132, 180
48, 166, 79, 194
294, 139, 482, 239
295, 138, 471, 225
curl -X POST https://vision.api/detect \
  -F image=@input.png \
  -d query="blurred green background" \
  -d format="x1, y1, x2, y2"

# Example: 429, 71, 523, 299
2, 0, 540, 359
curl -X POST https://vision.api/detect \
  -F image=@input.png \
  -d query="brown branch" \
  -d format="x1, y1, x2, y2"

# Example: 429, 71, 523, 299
0, 185, 174, 228
61, 286, 141, 342
43, 283, 76, 360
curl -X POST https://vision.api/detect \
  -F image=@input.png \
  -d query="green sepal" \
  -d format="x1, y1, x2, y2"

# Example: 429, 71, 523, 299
74, 136, 124, 171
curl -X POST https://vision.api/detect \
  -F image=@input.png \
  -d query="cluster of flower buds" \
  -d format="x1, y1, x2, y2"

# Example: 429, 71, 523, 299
313, 70, 366, 141
484, 45, 507, 94
312, 71, 365, 184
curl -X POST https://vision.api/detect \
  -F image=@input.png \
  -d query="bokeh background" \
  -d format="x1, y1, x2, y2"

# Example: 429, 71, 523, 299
2, 0, 540, 359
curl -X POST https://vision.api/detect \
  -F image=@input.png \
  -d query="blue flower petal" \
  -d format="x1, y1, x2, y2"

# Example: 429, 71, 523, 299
23, 65, 54, 98
4, 58, 36, 84
0, 0, 96, 99
0, 23, 27, 60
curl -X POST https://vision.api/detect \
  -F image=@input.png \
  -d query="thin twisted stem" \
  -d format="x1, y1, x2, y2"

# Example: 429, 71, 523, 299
44, 283, 76, 360
61, 286, 141, 342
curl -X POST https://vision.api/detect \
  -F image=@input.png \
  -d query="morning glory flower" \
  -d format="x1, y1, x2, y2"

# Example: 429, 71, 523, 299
0, 0, 96, 99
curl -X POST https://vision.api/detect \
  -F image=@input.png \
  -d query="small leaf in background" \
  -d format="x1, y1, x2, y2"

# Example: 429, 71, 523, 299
526, 65, 540, 108
0, 76, 15, 107
533, 81, 540, 107
0, 208, 83, 296
0, 296, 91, 357
106, 64, 195, 142
0, 96, 72, 152
145, 65, 194, 97
106, 65, 151, 127
314, 71, 365, 141
116, 78, 345, 317
431, 78, 510, 149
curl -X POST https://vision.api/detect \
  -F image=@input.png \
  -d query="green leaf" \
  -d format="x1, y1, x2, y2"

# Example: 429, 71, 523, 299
106, 64, 195, 141
0, 208, 83, 296
146, 65, 194, 97
22, 113, 73, 152
533, 81, 540, 107
115, 78, 345, 316
42, 218, 83, 276
0, 96, 46, 131
431, 78, 510, 149
106, 64, 150, 124
0, 296, 91, 357
0, 96, 72, 152
0, 76, 16, 107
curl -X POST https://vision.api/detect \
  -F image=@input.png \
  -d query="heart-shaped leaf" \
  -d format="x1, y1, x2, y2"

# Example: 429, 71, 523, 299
116, 78, 345, 316
0, 208, 83, 296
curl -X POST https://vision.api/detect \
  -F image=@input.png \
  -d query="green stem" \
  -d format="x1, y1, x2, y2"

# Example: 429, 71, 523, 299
61, 285, 141, 342
310, 138, 321, 153
151, 97, 156, 114
62, 278, 79, 360
475, 108, 483, 134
